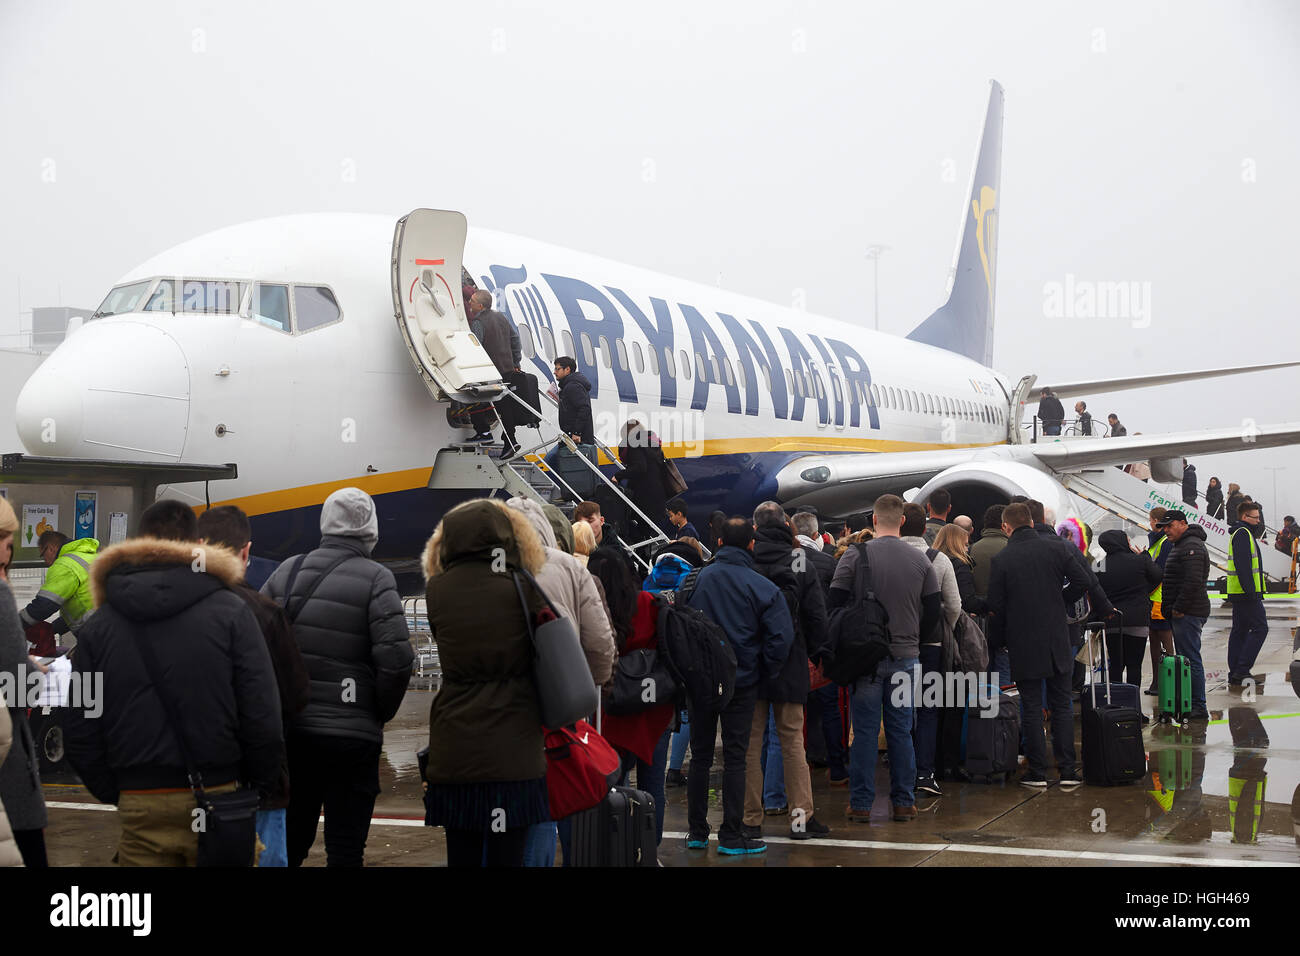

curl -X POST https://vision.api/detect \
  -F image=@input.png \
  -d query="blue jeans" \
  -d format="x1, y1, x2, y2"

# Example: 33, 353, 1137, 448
814, 684, 848, 779
1227, 599, 1268, 678
256, 808, 287, 867
617, 728, 670, 845
522, 821, 557, 867
913, 644, 943, 779
849, 657, 919, 811
990, 647, 1012, 689
669, 709, 690, 770
1172, 614, 1208, 710
758, 707, 786, 808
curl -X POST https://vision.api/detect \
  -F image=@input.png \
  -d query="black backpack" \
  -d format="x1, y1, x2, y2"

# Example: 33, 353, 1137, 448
823, 543, 892, 686
655, 571, 737, 713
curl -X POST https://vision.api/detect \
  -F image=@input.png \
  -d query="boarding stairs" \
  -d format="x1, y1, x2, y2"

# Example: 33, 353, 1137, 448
429, 388, 672, 573
1057, 465, 1292, 585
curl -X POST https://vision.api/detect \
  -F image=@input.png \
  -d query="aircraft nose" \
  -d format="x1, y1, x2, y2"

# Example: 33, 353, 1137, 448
16, 320, 191, 460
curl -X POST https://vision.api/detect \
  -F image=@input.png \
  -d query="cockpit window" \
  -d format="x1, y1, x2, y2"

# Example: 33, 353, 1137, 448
93, 281, 152, 317
293, 285, 341, 332
143, 279, 176, 312
180, 280, 246, 313
252, 284, 291, 332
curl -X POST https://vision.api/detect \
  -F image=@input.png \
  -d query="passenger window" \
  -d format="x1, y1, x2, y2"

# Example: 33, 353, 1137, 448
785, 369, 794, 396
648, 346, 659, 375
870, 384, 879, 407
519, 325, 536, 359
615, 338, 628, 371
144, 279, 176, 312
695, 352, 707, 382
580, 333, 596, 367
663, 347, 673, 375
541, 327, 556, 361
597, 335, 612, 369
561, 329, 575, 358
710, 356, 721, 384
631, 341, 644, 373
763, 366, 772, 393
831, 374, 843, 404
294, 285, 341, 332
679, 350, 692, 380
251, 284, 291, 332
661, 347, 672, 378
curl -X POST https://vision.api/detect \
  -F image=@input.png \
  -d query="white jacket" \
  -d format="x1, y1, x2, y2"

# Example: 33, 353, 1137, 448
0, 708, 23, 867
903, 536, 962, 636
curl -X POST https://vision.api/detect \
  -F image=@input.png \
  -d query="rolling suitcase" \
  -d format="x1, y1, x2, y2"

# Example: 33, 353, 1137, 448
551, 443, 600, 498
1081, 634, 1146, 786
1158, 654, 1192, 723
1081, 624, 1143, 718
501, 370, 541, 428
963, 684, 1020, 782
568, 786, 657, 867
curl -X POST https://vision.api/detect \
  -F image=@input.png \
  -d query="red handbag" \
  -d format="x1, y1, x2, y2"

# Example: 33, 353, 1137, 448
544, 719, 621, 820
809, 659, 831, 691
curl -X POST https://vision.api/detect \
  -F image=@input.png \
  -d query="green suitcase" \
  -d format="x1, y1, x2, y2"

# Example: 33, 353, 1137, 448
1154, 748, 1193, 792
1158, 655, 1192, 723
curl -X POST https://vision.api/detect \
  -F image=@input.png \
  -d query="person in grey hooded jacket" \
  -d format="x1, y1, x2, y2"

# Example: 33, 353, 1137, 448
262, 487, 413, 867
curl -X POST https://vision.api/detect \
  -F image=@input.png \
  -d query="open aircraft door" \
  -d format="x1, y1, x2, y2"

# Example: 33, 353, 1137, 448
392, 209, 504, 403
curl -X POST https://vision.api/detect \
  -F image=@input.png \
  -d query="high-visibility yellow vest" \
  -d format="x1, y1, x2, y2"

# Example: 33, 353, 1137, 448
1225, 526, 1266, 596
1146, 535, 1167, 603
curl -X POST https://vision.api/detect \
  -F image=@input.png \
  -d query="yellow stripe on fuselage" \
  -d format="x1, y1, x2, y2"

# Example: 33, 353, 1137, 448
199, 437, 1002, 518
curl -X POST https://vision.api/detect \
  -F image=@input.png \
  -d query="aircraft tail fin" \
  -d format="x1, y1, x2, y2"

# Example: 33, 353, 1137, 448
907, 80, 1004, 366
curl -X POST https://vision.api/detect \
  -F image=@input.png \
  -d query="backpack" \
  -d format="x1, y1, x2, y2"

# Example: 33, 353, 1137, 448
655, 573, 737, 713
953, 611, 989, 672
823, 544, 892, 686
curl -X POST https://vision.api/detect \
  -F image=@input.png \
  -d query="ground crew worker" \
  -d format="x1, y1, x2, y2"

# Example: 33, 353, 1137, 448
19, 530, 99, 642
1225, 501, 1268, 686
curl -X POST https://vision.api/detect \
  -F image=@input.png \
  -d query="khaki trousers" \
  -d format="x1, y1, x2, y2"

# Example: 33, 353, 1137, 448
117, 782, 238, 867
743, 700, 814, 828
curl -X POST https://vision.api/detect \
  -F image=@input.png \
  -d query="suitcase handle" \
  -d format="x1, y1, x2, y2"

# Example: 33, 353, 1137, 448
1086, 610, 1121, 708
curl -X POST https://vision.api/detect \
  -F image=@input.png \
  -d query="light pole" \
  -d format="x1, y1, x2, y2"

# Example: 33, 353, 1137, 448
865, 244, 890, 330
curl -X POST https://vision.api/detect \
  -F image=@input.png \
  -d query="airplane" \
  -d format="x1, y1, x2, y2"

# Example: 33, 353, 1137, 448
13, 80, 1300, 591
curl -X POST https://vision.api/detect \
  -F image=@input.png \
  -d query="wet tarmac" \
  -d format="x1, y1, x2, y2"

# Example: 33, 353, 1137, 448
39, 598, 1300, 867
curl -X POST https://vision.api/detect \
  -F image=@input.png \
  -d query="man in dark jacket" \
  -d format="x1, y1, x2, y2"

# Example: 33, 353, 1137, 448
617, 421, 671, 539
791, 511, 836, 596
1182, 460, 1198, 508
1225, 501, 1268, 687
262, 487, 413, 866
64, 500, 283, 867
923, 489, 951, 545
1094, 529, 1162, 688
1037, 388, 1065, 436
1107, 413, 1127, 437
743, 502, 830, 841
553, 356, 595, 445
1074, 400, 1092, 436
197, 505, 310, 867
987, 503, 1096, 789
465, 290, 522, 447
682, 517, 794, 857
790, 510, 843, 784
1158, 511, 1211, 720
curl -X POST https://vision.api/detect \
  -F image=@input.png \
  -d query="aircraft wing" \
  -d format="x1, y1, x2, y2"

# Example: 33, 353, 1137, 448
1027, 421, 1300, 471
1039, 362, 1300, 403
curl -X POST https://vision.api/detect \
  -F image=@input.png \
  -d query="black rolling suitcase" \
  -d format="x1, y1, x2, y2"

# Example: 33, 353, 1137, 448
963, 684, 1021, 782
568, 786, 657, 867
1081, 632, 1146, 786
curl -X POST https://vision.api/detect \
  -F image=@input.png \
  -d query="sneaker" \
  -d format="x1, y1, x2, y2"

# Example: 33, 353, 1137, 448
1144, 684, 1158, 696
717, 837, 767, 856
915, 774, 943, 797
1189, 707, 1210, 721
892, 804, 917, 821
1057, 772, 1083, 791
467, 432, 495, 443
740, 824, 762, 840
665, 769, 687, 788
846, 806, 872, 823
827, 769, 849, 787
763, 804, 788, 816
1020, 773, 1049, 790
790, 815, 831, 840
685, 833, 709, 850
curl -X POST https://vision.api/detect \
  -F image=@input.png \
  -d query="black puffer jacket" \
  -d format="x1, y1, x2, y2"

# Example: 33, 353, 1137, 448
262, 535, 413, 743
557, 371, 596, 444
65, 538, 283, 803
1093, 530, 1162, 628
751, 525, 829, 701
1161, 525, 1211, 619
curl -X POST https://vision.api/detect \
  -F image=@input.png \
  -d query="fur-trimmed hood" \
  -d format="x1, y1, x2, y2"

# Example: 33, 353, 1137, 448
422, 498, 546, 581
90, 536, 247, 620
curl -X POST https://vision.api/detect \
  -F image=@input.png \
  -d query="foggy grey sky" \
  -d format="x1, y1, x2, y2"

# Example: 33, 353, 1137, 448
2, 0, 1297, 520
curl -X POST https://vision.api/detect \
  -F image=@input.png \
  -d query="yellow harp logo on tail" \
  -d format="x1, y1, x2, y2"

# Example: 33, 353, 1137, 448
971, 185, 997, 317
